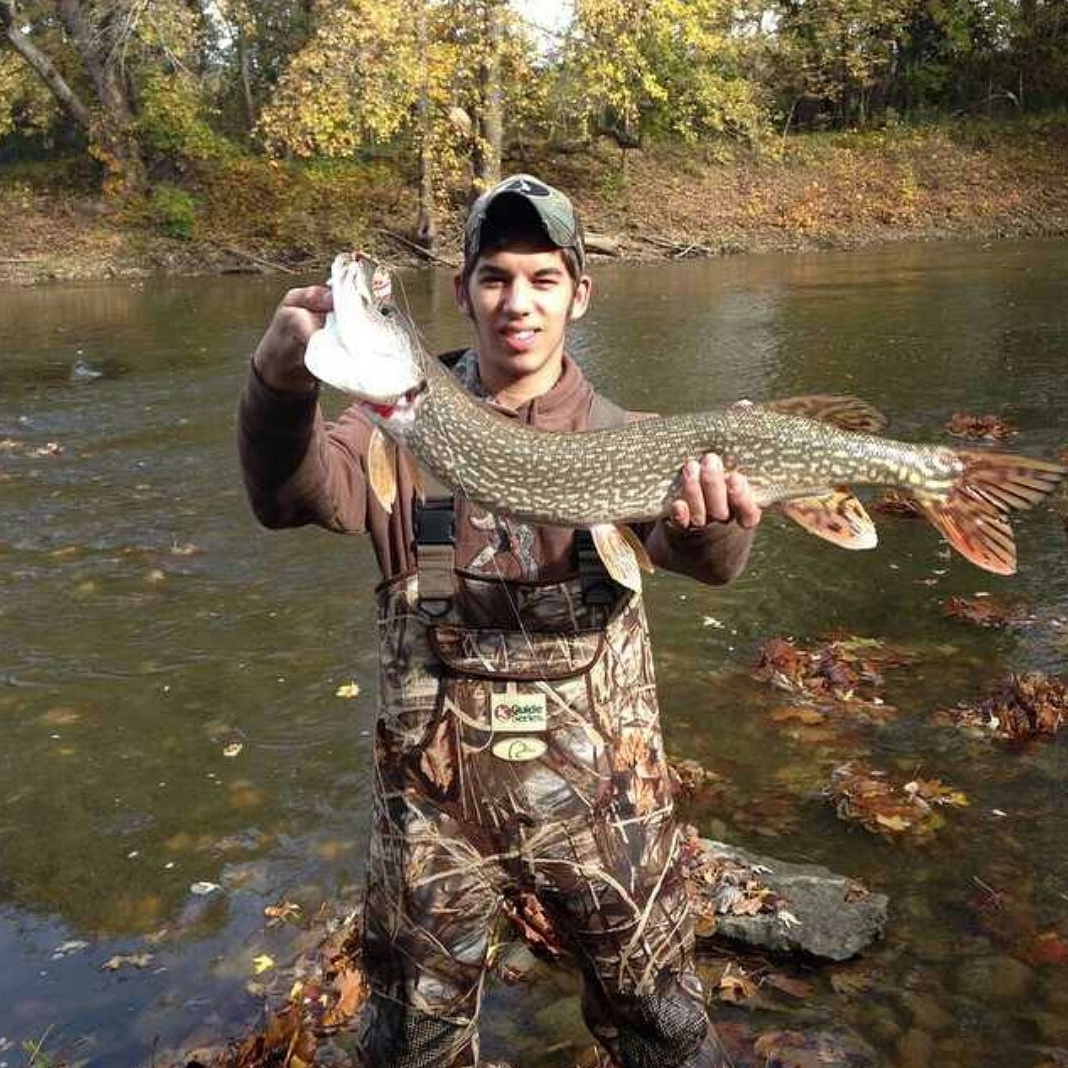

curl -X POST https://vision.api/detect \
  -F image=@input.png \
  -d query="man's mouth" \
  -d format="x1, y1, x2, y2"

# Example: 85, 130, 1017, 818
500, 326, 538, 353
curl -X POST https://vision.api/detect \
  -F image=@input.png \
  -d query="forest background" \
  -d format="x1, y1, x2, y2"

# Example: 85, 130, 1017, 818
1, 0, 1067, 285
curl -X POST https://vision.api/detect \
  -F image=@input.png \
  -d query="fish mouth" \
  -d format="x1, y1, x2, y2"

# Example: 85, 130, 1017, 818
359, 382, 427, 421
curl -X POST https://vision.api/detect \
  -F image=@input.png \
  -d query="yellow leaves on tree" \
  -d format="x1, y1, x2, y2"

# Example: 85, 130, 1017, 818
566, 0, 767, 143
257, 0, 423, 158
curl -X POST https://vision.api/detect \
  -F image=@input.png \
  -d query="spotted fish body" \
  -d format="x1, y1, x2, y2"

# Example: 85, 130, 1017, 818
408, 360, 959, 525
306, 254, 1065, 577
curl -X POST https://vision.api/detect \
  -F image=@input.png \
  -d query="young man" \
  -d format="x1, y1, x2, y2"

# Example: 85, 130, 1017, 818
238, 174, 761, 1068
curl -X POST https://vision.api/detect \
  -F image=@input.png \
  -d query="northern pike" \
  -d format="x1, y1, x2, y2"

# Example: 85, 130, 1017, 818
304, 253, 1064, 589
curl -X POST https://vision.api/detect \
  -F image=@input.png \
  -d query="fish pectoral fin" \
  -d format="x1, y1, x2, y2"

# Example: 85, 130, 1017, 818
367, 427, 398, 514
779, 490, 878, 550
590, 523, 654, 594
913, 451, 1065, 576
760, 395, 888, 434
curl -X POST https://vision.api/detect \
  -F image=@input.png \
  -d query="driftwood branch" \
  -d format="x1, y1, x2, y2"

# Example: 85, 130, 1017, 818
374, 227, 459, 268
208, 240, 297, 275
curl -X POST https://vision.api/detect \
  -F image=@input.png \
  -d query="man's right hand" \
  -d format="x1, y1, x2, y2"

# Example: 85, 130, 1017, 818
251, 284, 334, 394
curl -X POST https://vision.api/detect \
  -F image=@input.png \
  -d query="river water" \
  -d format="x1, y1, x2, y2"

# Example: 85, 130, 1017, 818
1, 239, 1066, 1066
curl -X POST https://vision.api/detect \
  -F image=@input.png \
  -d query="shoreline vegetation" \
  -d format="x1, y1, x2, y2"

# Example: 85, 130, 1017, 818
3, 115, 1067, 288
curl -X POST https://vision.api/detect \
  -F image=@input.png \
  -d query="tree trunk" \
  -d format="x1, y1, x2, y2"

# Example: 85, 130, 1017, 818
237, 27, 256, 136
414, 2, 436, 251
471, 0, 504, 193
55, 0, 144, 193
0, 0, 93, 130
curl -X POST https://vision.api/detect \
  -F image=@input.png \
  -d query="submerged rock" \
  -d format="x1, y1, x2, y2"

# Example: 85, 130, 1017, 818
691, 838, 889, 961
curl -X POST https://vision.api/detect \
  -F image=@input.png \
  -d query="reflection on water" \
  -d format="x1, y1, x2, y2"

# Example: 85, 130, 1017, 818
1, 240, 1066, 1065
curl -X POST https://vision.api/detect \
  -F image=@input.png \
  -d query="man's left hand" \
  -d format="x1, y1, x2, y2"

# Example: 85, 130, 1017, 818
668, 454, 762, 531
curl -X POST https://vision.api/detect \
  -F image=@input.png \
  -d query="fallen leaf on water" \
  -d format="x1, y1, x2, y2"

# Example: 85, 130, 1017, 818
826, 760, 967, 841
941, 595, 1031, 628
319, 965, 369, 1028
935, 672, 1066, 741
716, 961, 758, 1003
1023, 928, 1068, 967
252, 953, 275, 974
101, 952, 155, 971
751, 634, 909, 718
190, 881, 221, 896
264, 901, 302, 925
752, 1029, 825, 1068
945, 411, 1017, 440
334, 681, 361, 699
222, 741, 244, 758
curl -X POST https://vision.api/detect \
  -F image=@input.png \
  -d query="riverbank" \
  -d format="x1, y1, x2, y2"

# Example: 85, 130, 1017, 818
2, 115, 1067, 287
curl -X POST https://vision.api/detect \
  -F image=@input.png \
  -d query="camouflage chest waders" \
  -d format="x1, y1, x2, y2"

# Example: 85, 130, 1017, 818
358, 518, 726, 1068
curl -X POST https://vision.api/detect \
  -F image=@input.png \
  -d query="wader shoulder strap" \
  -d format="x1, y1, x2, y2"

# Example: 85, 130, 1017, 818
575, 390, 631, 603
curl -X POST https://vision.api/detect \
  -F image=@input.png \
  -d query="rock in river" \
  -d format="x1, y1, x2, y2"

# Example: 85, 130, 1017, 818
688, 837, 889, 961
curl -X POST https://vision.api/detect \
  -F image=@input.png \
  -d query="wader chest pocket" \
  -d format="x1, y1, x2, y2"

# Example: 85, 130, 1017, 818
428, 624, 604, 759
428, 624, 604, 682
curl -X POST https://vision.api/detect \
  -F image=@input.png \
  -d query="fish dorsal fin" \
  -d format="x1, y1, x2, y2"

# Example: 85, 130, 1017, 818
760, 395, 888, 434
367, 426, 398, 513
779, 490, 878, 550
590, 523, 654, 594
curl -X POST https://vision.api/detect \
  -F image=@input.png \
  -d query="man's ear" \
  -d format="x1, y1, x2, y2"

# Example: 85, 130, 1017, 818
453, 272, 472, 317
569, 275, 592, 322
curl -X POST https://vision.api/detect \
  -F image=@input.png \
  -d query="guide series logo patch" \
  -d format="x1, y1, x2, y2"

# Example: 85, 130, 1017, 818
491, 691, 548, 733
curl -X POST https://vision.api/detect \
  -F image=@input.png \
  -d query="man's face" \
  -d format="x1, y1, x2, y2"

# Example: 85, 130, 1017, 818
454, 240, 591, 394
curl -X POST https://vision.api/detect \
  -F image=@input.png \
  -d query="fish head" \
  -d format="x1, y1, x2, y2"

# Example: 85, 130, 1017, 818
305, 253, 426, 431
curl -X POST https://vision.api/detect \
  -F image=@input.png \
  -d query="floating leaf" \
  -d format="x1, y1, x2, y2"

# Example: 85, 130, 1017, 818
101, 952, 155, 971
222, 741, 244, 758
264, 901, 302, 925
826, 760, 965, 841
945, 411, 1017, 440
252, 953, 275, 974
935, 672, 1066, 741
190, 881, 221, 896
334, 681, 361, 699
716, 961, 758, 1003
941, 595, 1031, 628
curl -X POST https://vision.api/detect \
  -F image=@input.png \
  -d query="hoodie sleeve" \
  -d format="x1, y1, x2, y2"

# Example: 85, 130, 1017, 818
237, 361, 374, 534
644, 518, 755, 586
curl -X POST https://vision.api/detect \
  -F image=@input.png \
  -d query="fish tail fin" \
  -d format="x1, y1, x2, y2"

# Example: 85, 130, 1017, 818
916, 450, 1065, 575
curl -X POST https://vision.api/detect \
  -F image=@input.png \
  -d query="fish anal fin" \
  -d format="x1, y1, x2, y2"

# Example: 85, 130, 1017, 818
367, 427, 398, 513
913, 450, 1065, 575
779, 490, 878, 550
591, 523, 653, 594
760, 395, 888, 434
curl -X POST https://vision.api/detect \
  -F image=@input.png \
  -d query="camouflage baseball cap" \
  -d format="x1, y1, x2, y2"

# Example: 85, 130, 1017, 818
464, 174, 586, 274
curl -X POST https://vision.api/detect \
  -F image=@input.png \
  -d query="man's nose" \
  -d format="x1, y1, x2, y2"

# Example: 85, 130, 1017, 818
503, 279, 534, 314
